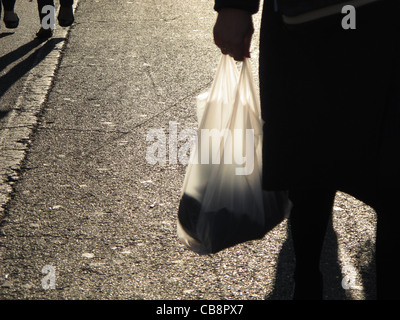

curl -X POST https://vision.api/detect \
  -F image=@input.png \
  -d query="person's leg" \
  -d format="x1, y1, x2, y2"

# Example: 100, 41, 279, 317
2, 0, 19, 28
37, 0, 54, 22
36, 0, 54, 38
375, 187, 400, 300
2, 0, 16, 11
58, 0, 74, 27
289, 187, 336, 299
60, 0, 73, 6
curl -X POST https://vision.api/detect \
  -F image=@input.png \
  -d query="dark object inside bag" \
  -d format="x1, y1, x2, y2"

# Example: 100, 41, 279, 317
178, 192, 289, 254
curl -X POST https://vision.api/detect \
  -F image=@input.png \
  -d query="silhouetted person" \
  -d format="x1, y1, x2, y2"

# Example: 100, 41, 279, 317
213, 0, 399, 300
36, 0, 74, 38
1, 0, 19, 28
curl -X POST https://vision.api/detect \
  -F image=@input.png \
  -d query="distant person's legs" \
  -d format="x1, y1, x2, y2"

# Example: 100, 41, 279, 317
36, 0, 74, 38
36, 0, 54, 38
289, 188, 336, 300
58, 0, 74, 27
2, 0, 19, 29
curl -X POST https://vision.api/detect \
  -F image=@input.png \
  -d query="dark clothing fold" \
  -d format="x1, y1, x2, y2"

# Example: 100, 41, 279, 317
259, 0, 399, 191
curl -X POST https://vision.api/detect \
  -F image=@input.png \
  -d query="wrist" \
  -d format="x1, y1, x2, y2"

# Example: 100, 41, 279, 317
214, 0, 260, 14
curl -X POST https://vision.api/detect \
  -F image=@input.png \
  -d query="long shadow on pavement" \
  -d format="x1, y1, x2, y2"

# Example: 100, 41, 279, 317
265, 219, 348, 300
0, 32, 15, 39
0, 37, 65, 121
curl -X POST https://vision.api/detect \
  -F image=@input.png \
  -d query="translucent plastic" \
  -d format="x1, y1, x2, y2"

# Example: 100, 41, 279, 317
177, 55, 291, 255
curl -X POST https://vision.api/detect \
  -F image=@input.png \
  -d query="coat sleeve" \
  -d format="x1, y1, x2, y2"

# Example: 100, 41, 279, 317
214, 0, 260, 14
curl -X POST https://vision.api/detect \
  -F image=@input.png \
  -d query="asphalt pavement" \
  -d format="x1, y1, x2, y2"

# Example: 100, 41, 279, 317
0, 0, 378, 301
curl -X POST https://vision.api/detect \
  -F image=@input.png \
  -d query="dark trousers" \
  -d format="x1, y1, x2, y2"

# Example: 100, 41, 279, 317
1, 0, 16, 12
289, 60, 400, 299
290, 186, 400, 300
259, 0, 399, 300
37, 0, 73, 21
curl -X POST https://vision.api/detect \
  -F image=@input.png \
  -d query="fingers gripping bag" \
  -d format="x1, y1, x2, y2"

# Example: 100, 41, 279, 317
177, 55, 291, 255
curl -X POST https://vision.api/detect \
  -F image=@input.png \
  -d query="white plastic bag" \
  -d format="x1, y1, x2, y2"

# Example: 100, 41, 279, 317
177, 55, 291, 255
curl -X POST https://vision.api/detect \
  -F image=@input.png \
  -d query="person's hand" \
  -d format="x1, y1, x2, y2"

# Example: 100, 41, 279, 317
213, 8, 254, 61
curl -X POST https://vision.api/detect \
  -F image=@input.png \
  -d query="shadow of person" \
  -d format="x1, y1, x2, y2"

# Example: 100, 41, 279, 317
1, 38, 47, 74
265, 217, 348, 300
0, 110, 11, 121
0, 32, 15, 39
0, 37, 65, 102
320, 217, 348, 300
264, 226, 295, 300
337, 187, 378, 300
356, 239, 376, 300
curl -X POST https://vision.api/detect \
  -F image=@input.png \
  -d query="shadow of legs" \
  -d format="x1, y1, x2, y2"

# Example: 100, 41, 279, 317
0, 38, 65, 100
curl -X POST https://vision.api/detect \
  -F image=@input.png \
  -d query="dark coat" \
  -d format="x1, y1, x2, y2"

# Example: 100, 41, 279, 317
259, 0, 399, 190
215, 0, 400, 191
